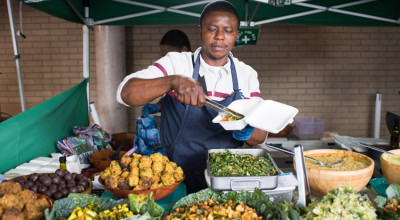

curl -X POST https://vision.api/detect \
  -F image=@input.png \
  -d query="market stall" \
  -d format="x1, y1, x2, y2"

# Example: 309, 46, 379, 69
2, 0, 400, 219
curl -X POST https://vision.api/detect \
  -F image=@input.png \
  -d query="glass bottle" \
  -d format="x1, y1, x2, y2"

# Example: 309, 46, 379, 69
390, 118, 399, 149
59, 156, 67, 170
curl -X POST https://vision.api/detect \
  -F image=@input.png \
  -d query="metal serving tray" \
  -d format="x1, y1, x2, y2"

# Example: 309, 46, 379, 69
207, 148, 281, 191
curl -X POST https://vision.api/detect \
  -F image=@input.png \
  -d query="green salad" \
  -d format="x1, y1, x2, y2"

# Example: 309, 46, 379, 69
208, 149, 278, 177
304, 185, 377, 220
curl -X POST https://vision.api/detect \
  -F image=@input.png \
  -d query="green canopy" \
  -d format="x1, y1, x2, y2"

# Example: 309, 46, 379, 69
21, 0, 400, 27
0, 79, 89, 174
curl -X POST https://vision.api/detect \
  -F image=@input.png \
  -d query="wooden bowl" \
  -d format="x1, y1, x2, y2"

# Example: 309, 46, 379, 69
110, 132, 135, 151
89, 150, 127, 171
380, 149, 400, 185
269, 124, 293, 137
299, 149, 374, 197
99, 176, 183, 201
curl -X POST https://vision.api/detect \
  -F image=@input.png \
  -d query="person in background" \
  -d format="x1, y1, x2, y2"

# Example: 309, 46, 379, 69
141, 29, 192, 117
117, 0, 267, 194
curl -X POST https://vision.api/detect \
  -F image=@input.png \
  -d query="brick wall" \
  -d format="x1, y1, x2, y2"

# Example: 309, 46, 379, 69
1, 1, 399, 139
0, 1, 96, 115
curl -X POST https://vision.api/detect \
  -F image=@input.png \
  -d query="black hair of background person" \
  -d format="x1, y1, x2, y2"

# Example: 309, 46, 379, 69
200, 0, 240, 29
159, 29, 192, 52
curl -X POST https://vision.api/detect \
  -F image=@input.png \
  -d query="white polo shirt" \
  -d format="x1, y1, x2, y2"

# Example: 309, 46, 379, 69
116, 47, 262, 106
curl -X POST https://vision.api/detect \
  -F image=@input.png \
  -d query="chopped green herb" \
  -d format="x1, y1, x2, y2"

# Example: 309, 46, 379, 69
209, 149, 278, 177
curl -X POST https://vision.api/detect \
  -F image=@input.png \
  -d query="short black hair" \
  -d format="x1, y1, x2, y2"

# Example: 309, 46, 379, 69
159, 29, 191, 51
200, 0, 240, 29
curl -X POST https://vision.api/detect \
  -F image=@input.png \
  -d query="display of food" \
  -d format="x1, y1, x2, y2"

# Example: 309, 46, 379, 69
164, 199, 261, 219
46, 193, 164, 220
167, 188, 280, 220
66, 203, 133, 220
304, 184, 377, 220
375, 183, 400, 218
302, 149, 374, 196
305, 154, 371, 171
208, 149, 277, 176
100, 153, 184, 190
382, 198, 400, 215
0, 181, 52, 220
12, 169, 91, 200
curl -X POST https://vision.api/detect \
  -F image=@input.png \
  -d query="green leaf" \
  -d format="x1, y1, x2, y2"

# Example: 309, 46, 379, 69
386, 184, 400, 199
374, 195, 387, 208
45, 193, 127, 220
127, 193, 164, 219
172, 188, 221, 210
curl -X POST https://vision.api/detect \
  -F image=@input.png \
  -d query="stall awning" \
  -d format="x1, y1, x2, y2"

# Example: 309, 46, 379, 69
21, 0, 400, 27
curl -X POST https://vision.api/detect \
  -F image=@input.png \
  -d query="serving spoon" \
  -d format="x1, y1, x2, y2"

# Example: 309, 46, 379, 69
265, 144, 344, 168
358, 142, 398, 156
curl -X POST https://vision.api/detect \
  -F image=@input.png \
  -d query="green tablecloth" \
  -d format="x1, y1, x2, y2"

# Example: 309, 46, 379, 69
101, 183, 187, 212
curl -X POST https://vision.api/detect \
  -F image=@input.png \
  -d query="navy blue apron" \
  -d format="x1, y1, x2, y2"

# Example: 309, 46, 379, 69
160, 53, 244, 193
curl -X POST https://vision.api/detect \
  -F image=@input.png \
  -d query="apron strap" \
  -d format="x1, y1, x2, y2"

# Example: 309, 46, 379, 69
193, 53, 208, 95
198, 75, 208, 95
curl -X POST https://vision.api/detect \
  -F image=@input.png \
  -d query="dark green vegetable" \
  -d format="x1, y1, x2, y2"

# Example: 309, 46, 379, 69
209, 149, 278, 177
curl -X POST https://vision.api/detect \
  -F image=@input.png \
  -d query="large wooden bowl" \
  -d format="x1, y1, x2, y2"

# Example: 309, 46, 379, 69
89, 150, 127, 171
380, 149, 400, 185
99, 176, 183, 201
299, 149, 374, 197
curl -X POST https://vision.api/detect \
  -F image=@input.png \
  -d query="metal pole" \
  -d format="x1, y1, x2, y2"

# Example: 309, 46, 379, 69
374, 93, 382, 138
7, 0, 26, 112
83, 4, 90, 116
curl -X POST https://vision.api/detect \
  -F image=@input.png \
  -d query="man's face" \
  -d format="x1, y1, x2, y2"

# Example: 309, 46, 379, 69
199, 11, 239, 66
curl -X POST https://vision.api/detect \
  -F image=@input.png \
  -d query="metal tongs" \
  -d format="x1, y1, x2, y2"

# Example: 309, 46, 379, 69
205, 99, 244, 119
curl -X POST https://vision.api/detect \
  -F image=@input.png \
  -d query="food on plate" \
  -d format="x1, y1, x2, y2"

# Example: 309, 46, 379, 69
164, 199, 261, 219
11, 169, 91, 200
100, 153, 184, 190
220, 113, 243, 121
304, 184, 377, 220
0, 181, 51, 220
66, 203, 133, 220
208, 149, 277, 176
305, 154, 370, 171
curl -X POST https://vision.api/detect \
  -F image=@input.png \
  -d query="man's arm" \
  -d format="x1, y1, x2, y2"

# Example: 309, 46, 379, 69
120, 75, 206, 107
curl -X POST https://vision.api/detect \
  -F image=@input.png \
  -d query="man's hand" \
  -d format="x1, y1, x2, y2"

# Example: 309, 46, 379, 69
232, 125, 255, 141
171, 75, 206, 107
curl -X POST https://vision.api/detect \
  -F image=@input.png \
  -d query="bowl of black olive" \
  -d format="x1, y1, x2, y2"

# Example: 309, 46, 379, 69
11, 169, 92, 200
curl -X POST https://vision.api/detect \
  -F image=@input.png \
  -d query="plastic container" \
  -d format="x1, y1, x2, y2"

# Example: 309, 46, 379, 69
263, 186, 296, 205
292, 117, 324, 139
212, 99, 298, 133
369, 177, 388, 197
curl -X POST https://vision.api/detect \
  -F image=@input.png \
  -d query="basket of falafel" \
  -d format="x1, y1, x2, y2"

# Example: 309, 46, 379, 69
98, 153, 185, 201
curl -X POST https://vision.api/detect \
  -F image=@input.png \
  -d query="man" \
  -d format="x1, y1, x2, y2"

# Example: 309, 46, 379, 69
142, 29, 192, 117
117, 0, 267, 193
160, 29, 192, 57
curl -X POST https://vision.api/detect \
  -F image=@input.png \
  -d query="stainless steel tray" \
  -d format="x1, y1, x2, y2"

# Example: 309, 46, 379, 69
207, 148, 281, 191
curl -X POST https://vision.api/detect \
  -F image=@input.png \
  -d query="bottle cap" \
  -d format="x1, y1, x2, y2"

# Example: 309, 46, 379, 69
59, 156, 66, 163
